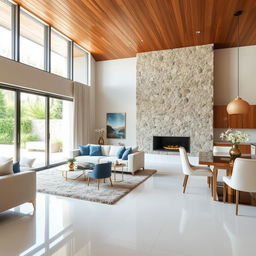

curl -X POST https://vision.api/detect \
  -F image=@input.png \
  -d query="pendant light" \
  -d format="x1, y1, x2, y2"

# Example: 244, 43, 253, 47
227, 10, 249, 115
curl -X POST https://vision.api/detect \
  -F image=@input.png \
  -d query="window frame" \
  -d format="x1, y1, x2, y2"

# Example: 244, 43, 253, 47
1, 0, 90, 82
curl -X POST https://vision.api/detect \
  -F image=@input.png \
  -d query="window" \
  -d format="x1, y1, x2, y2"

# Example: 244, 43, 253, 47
51, 29, 70, 78
49, 98, 73, 164
73, 44, 89, 85
0, 0, 14, 59
20, 9, 46, 69
0, 88, 16, 159
20, 93, 46, 168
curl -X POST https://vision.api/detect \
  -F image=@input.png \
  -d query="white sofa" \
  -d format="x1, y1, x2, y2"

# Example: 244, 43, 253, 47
0, 171, 36, 213
70, 145, 144, 175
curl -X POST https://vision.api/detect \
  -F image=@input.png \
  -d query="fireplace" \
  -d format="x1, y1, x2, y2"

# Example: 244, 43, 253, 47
153, 136, 190, 152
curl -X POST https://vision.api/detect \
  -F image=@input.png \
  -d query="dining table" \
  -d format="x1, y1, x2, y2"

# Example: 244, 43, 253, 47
199, 152, 255, 202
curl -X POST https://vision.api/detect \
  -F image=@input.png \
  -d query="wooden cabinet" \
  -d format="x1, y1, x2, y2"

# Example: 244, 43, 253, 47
214, 105, 256, 129
214, 143, 251, 154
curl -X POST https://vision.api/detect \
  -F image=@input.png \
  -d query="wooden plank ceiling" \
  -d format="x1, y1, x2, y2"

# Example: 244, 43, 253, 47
14, 0, 256, 61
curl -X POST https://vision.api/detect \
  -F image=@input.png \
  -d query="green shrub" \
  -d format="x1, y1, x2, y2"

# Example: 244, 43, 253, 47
20, 133, 39, 148
0, 118, 34, 144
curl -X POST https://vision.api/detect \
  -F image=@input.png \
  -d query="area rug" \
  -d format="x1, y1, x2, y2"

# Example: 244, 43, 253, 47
37, 168, 156, 204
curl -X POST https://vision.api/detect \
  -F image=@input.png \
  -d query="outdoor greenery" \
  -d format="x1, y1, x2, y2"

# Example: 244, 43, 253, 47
0, 91, 63, 145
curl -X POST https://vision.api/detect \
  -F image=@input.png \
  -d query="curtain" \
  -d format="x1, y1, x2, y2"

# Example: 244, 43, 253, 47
73, 82, 90, 148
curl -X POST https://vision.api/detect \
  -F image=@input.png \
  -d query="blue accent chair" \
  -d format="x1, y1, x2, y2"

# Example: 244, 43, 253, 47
87, 162, 113, 190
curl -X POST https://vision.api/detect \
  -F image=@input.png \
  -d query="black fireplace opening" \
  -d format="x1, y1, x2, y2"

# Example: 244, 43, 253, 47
153, 136, 190, 152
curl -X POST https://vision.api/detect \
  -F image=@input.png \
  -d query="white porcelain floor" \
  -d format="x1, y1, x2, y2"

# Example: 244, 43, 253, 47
1, 154, 256, 256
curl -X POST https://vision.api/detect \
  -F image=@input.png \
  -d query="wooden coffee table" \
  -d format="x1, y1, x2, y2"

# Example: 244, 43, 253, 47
112, 163, 126, 182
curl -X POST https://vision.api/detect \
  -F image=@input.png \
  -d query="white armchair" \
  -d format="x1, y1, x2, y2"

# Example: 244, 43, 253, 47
179, 147, 213, 193
0, 171, 36, 213
223, 158, 256, 215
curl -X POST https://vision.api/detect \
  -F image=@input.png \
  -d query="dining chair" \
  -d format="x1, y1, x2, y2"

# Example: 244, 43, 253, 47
87, 162, 113, 190
179, 147, 213, 193
213, 146, 231, 156
223, 158, 256, 215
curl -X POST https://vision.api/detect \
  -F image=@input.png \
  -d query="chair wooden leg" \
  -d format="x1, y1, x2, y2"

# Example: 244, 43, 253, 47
236, 190, 239, 216
97, 179, 100, 190
223, 183, 227, 203
87, 177, 90, 186
109, 177, 113, 186
30, 199, 36, 210
183, 175, 189, 193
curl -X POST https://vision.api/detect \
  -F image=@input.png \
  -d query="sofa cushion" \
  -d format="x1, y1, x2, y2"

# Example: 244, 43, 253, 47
101, 145, 110, 156
117, 147, 126, 159
89, 145, 102, 156
0, 160, 13, 176
122, 147, 132, 160
109, 146, 124, 156
0, 156, 12, 164
75, 155, 104, 164
99, 156, 118, 164
79, 145, 90, 155
13, 162, 21, 174
20, 157, 35, 168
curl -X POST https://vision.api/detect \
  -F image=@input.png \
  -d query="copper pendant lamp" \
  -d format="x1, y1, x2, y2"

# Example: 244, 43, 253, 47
226, 10, 249, 115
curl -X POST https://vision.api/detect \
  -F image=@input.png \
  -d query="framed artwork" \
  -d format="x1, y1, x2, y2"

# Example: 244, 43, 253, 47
106, 113, 126, 139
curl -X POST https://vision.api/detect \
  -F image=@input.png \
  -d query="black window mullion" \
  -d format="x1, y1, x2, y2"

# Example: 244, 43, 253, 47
44, 25, 50, 72
13, 4, 20, 62
15, 90, 20, 162
45, 97, 50, 167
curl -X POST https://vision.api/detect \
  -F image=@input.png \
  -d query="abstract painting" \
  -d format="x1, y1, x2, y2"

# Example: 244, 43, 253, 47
106, 113, 126, 139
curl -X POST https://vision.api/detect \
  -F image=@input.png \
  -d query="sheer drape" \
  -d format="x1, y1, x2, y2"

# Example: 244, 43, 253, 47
73, 82, 90, 148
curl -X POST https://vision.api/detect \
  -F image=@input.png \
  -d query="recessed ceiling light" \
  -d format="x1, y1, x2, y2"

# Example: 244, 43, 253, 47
140, 39, 143, 42
196, 31, 201, 34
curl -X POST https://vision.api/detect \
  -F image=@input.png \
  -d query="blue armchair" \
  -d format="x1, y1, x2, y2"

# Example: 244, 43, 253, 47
87, 162, 113, 189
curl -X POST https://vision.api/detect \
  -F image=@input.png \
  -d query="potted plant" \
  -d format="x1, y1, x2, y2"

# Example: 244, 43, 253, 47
220, 129, 249, 158
95, 128, 105, 145
67, 158, 76, 171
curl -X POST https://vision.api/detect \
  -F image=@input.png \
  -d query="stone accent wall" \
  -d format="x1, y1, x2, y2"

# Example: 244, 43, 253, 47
136, 44, 214, 155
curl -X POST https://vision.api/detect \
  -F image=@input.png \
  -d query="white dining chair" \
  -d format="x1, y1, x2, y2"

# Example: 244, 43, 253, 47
179, 147, 213, 193
223, 158, 256, 215
213, 146, 231, 156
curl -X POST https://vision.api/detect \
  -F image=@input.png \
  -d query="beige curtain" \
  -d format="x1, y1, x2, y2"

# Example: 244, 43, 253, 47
73, 82, 90, 148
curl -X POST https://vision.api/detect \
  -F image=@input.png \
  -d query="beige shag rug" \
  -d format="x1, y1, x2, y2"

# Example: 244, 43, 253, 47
37, 168, 156, 204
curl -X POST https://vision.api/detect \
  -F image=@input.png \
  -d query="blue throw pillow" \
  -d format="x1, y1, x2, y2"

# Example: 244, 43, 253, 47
90, 145, 102, 156
116, 147, 126, 159
79, 145, 90, 156
13, 162, 20, 173
122, 147, 132, 160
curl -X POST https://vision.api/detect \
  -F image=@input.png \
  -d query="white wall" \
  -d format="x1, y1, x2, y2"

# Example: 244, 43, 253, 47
214, 46, 256, 105
0, 56, 73, 97
95, 57, 136, 146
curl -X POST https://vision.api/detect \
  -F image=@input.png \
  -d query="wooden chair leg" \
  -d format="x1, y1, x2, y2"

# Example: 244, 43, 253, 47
223, 183, 227, 203
236, 190, 239, 216
183, 175, 189, 193
97, 179, 100, 190
109, 177, 113, 186
87, 177, 90, 186
30, 199, 36, 210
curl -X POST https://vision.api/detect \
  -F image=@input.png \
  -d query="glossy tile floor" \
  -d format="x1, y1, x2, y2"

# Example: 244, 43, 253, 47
1, 154, 256, 256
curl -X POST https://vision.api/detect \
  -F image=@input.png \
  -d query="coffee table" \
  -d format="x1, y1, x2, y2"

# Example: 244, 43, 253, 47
112, 163, 126, 182
58, 163, 94, 181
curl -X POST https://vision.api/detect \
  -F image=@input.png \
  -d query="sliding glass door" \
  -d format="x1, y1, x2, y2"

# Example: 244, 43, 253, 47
0, 85, 73, 169
0, 88, 16, 159
49, 98, 73, 164
20, 93, 46, 168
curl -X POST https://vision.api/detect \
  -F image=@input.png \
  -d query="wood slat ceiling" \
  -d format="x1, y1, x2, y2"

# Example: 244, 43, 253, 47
13, 0, 256, 61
